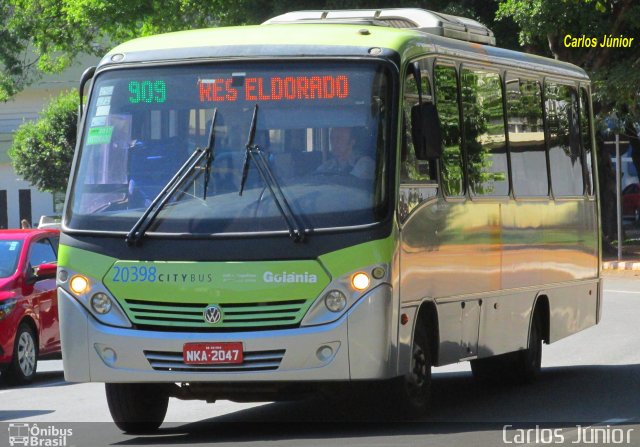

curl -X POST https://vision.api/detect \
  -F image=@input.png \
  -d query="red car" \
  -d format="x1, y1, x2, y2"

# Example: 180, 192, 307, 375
0, 229, 60, 384
623, 183, 640, 221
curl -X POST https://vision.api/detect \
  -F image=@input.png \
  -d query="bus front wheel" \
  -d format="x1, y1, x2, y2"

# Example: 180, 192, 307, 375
391, 322, 432, 417
514, 313, 543, 383
105, 383, 169, 433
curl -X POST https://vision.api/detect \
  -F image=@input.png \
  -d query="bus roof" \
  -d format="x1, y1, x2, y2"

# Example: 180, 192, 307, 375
102, 24, 588, 81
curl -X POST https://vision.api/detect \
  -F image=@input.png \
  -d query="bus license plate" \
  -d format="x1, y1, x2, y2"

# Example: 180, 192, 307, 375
183, 342, 244, 365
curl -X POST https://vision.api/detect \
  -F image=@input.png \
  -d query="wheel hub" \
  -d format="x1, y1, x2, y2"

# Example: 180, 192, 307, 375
17, 332, 36, 377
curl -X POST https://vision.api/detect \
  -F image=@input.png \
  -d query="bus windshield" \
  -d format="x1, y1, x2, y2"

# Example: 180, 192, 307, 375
67, 61, 391, 235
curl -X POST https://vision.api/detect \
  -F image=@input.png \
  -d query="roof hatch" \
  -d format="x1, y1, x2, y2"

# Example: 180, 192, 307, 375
263, 8, 496, 46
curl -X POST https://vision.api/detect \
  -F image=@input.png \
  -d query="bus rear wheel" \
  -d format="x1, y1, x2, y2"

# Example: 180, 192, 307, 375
105, 383, 169, 433
471, 312, 543, 384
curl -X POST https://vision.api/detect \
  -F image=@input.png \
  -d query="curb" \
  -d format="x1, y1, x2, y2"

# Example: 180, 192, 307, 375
603, 261, 640, 270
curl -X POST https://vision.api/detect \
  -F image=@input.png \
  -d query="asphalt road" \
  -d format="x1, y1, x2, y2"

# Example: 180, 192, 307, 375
1, 272, 640, 447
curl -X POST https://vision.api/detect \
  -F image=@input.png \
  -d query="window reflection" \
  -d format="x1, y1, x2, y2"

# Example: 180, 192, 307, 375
435, 65, 463, 197
461, 68, 508, 196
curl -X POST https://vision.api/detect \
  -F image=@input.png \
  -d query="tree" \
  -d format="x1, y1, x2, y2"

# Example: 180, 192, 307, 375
9, 89, 78, 193
496, 0, 640, 114
0, 0, 516, 102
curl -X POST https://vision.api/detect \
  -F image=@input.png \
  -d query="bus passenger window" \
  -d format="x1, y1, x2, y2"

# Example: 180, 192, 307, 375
545, 83, 584, 196
435, 65, 463, 196
580, 88, 594, 196
506, 78, 548, 197
401, 71, 435, 183
461, 68, 508, 196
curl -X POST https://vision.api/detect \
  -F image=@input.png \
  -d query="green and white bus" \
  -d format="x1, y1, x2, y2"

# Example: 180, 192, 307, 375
59, 8, 601, 431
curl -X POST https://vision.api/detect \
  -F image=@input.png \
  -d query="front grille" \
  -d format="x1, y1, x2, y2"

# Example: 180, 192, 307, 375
144, 349, 286, 372
122, 298, 309, 330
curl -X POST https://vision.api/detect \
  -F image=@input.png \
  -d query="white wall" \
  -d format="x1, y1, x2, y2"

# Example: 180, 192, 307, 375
0, 55, 98, 228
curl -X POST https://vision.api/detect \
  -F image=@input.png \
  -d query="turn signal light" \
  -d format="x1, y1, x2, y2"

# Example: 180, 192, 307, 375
351, 272, 370, 291
69, 275, 90, 295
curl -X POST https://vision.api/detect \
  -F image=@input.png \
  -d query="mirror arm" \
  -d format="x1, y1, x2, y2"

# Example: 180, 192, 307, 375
78, 66, 97, 122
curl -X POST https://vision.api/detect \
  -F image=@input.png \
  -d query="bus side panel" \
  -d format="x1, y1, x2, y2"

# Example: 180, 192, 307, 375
477, 290, 534, 358
501, 200, 598, 287
544, 281, 599, 343
400, 199, 502, 303
541, 200, 599, 283
400, 196, 599, 365
400, 198, 502, 365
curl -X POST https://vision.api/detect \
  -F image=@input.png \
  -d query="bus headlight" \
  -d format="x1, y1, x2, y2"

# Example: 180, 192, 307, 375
324, 290, 347, 312
301, 263, 389, 327
59, 269, 132, 328
90, 293, 112, 314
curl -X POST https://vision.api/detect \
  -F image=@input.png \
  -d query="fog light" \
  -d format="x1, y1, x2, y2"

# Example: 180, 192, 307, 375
324, 290, 347, 313
95, 344, 118, 366
351, 272, 370, 291
69, 275, 90, 295
316, 345, 334, 361
91, 293, 112, 314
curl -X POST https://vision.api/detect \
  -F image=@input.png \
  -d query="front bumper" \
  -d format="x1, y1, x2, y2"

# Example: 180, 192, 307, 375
59, 284, 396, 383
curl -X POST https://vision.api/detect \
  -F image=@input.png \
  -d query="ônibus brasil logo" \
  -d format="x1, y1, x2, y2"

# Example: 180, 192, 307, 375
8, 423, 73, 447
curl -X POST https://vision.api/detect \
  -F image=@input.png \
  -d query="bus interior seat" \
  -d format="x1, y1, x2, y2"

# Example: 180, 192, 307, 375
128, 137, 189, 206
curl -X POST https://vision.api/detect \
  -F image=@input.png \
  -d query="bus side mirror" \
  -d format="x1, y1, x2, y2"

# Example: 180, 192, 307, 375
411, 102, 442, 160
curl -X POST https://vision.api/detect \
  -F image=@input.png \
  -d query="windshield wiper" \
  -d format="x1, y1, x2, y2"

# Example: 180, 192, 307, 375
239, 105, 306, 242
126, 109, 218, 245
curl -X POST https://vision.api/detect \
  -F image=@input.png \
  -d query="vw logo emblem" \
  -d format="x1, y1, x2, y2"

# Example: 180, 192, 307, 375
203, 305, 223, 324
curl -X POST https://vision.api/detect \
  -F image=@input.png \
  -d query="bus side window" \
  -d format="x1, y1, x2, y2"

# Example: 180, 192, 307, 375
401, 70, 435, 183
545, 83, 584, 197
434, 64, 463, 197
506, 77, 548, 197
580, 87, 594, 196
461, 68, 508, 196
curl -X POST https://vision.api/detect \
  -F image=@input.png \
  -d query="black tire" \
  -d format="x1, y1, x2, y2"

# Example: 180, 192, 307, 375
4, 323, 38, 385
514, 313, 543, 384
389, 322, 432, 417
105, 383, 169, 433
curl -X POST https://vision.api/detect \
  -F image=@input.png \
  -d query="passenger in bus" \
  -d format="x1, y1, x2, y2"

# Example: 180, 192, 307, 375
316, 127, 375, 180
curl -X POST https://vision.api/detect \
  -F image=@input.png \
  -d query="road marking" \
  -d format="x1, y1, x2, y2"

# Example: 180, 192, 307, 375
602, 418, 633, 424
607, 289, 640, 294
0, 379, 66, 394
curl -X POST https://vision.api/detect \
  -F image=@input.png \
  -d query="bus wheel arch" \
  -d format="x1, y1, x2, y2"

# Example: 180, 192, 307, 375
532, 294, 550, 344
415, 301, 439, 366
514, 293, 549, 383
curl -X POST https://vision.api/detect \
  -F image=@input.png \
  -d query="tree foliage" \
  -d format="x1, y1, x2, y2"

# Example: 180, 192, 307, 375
9, 89, 78, 193
497, 0, 640, 116
0, 0, 517, 102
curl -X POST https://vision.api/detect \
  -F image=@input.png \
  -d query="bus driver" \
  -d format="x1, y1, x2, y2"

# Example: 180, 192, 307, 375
316, 127, 375, 180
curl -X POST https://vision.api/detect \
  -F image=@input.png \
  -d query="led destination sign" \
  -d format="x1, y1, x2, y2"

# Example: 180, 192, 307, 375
199, 75, 350, 103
